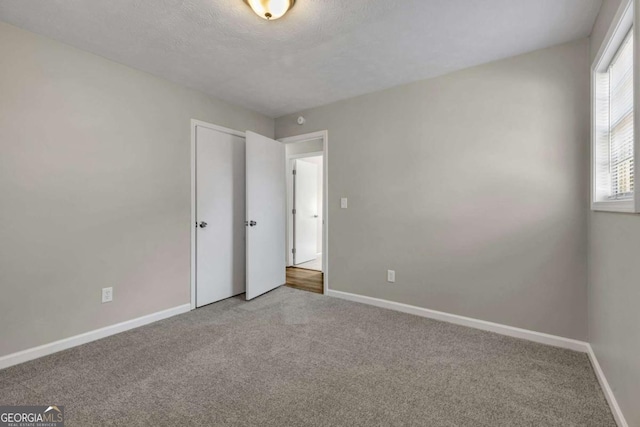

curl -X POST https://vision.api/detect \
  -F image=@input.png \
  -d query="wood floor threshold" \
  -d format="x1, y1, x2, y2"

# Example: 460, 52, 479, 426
290, 267, 322, 272
286, 267, 323, 294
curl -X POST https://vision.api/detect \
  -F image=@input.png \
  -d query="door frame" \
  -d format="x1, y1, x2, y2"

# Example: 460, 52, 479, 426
279, 131, 329, 294
190, 119, 246, 310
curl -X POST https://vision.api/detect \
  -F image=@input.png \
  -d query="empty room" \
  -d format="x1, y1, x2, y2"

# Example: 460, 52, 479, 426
0, 0, 638, 426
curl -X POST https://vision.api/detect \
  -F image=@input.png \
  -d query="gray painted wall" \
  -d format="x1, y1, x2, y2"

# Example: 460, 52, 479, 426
0, 22, 274, 357
276, 39, 591, 340
589, 1, 640, 425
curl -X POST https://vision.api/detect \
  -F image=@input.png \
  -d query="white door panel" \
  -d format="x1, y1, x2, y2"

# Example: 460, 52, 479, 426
245, 131, 286, 300
196, 126, 245, 307
294, 159, 318, 265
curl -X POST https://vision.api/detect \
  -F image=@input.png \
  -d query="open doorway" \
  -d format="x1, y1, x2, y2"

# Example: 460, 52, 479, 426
280, 131, 328, 295
293, 155, 323, 270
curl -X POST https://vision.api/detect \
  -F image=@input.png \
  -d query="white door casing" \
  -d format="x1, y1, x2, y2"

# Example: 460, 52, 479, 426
280, 131, 328, 294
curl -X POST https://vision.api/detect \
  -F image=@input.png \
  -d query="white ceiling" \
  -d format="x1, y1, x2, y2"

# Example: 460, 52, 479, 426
0, 0, 602, 118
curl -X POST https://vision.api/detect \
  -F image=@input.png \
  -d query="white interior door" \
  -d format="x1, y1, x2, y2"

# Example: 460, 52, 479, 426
196, 126, 245, 307
294, 159, 319, 265
245, 131, 286, 300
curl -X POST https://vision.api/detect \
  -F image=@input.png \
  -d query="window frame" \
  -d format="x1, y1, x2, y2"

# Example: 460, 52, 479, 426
591, 0, 639, 213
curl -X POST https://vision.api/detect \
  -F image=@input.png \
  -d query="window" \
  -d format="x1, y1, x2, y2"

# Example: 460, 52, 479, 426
604, 30, 633, 200
592, 1, 637, 212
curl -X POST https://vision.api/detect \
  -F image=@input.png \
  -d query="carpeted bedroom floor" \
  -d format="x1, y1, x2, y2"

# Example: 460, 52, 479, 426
0, 286, 615, 426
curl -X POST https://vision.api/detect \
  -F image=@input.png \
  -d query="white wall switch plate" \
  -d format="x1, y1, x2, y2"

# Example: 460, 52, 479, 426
341, 197, 348, 209
387, 270, 396, 283
102, 287, 113, 303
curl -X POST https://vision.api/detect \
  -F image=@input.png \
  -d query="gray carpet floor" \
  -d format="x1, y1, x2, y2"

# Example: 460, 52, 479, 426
0, 287, 615, 426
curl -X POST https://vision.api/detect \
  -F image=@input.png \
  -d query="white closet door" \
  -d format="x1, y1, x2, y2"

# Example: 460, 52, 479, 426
196, 126, 245, 307
245, 131, 286, 300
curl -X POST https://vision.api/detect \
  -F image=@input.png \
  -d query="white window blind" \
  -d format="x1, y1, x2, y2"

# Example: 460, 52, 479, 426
607, 30, 634, 200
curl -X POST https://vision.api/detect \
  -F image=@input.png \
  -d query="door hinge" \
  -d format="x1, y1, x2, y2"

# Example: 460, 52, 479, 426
292, 248, 296, 254
292, 169, 296, 175
292, 209, 296, 215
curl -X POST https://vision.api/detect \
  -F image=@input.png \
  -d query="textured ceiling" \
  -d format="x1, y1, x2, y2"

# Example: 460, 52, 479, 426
0, 0, 602, 118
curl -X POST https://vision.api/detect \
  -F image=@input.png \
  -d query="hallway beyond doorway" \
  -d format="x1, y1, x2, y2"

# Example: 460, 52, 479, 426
295, 254, 322, 271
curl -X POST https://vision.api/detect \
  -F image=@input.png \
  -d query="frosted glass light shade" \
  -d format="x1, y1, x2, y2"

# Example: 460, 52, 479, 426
244, 0, 296, 20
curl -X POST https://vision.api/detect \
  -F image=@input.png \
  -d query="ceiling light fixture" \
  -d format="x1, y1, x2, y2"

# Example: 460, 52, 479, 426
244, 0, 296, 20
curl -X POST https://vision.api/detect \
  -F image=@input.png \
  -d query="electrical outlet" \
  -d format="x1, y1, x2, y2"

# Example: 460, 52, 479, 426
387, 270, 396, 283
102, 287, 113, 303
340, 197, 348, 209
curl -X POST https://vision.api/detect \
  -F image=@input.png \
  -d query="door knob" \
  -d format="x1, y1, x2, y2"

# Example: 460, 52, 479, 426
313, 215, 319, 218
249, 220, 257, 227
199, 221, 208, 228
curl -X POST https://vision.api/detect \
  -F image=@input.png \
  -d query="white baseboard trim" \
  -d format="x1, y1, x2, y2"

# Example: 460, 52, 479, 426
587, 345, 628, 427
0, 304, 191, 371
327, 290, 589, 352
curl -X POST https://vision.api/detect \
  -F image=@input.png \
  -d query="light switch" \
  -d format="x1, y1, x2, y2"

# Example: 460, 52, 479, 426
341, 197, 348, 209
